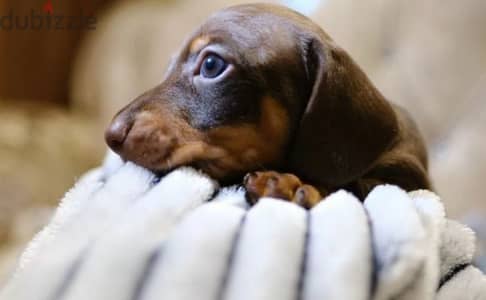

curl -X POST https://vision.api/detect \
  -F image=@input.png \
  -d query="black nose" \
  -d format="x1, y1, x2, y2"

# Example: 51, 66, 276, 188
105, 116, 132, 152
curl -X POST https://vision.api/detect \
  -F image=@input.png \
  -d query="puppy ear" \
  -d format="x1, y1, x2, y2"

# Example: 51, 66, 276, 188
289, 36, 399, 187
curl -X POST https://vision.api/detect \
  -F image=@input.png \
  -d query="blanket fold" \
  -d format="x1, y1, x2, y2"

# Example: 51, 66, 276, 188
1, 157, 485, 300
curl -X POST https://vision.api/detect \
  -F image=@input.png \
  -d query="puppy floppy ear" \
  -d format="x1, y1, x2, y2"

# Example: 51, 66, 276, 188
289, 35, 399, 187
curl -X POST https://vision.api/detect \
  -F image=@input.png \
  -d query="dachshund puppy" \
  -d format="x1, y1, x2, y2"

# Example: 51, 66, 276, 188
105, 3, 431, 208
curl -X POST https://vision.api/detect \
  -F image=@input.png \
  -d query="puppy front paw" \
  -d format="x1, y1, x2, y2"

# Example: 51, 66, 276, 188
243, 171, 323, 209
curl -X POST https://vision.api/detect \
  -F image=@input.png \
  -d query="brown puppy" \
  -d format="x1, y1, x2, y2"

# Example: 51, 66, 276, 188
105, 3, 431, 208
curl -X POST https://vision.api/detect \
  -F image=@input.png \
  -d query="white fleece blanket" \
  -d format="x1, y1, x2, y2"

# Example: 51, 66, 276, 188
1, 153, 485, 300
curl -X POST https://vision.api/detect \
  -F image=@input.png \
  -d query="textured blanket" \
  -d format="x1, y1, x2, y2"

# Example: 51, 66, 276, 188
1, 153, 485, 300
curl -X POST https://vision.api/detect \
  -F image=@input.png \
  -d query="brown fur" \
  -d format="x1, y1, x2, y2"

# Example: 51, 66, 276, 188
105, 3, 431, 207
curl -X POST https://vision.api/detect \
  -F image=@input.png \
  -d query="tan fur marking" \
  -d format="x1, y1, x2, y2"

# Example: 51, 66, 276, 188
122, 96, 289, 180
189, 36, 210, 54
198, 96, 289, 179
259, 96, 289, 148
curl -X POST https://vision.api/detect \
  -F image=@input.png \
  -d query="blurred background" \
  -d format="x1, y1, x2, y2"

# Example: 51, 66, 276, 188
1, 0, 485, 284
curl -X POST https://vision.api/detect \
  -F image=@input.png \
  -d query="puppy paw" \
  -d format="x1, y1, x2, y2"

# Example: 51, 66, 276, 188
243, 171, 322, 209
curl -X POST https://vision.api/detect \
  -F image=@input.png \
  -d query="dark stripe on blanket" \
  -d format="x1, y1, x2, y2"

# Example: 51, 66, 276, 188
438, 263, 470, 290
216, 213, 247, 300
131, 243, 165, 300
208, 186, 222, 203
131, 181, 220, 300
49, 246, 90, 300
296, 211, 311, 300
363, 209, 378, 300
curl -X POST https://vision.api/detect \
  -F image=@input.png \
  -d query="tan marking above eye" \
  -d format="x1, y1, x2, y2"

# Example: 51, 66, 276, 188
189, 35, 211, 54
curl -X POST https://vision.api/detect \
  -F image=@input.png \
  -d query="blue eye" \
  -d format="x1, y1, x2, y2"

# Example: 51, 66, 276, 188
200, 54, 227, 78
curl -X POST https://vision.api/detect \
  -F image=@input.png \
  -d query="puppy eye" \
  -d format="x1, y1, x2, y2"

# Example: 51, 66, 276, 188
200, 54, 227, 78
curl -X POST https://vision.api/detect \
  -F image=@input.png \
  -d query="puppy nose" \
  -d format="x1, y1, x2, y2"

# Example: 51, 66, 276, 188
105, 117, 132, 151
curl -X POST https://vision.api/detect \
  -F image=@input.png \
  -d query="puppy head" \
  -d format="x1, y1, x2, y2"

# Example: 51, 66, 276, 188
105, 4, 398, 185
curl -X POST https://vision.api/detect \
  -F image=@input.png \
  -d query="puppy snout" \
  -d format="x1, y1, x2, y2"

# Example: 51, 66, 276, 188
105, 116, 133, 152
105, 111, 181, 170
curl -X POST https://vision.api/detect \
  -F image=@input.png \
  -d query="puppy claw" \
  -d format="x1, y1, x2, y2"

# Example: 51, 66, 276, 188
243, 172, 255, 185
293, 185, 322, 209
293, 188, 307, 205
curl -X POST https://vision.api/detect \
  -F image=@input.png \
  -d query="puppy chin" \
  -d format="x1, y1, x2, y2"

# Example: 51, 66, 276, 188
146, 159, 214, 181
121, 141, 251, 183
149, 159, 213, 178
